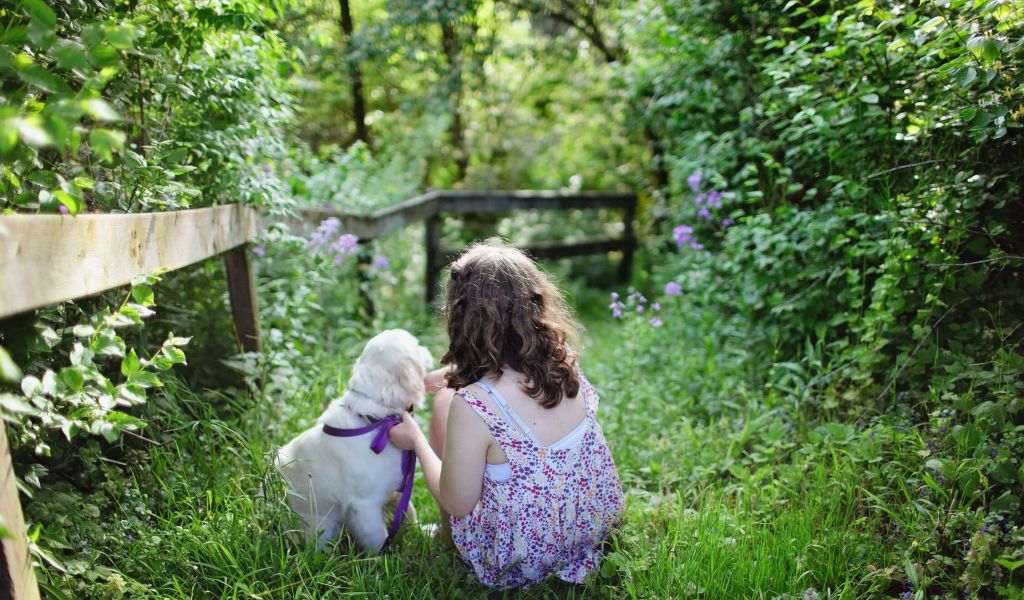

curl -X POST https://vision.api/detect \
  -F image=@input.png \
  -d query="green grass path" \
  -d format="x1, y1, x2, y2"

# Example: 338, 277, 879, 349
49, 307, 898, 599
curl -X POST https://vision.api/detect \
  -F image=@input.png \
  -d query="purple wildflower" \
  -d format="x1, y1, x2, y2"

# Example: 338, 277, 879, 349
707, 190, 723, 208
690, 240, 705, 250
687, 170, 702, 193
59, 205, 70, 215
260, 163, 272, 174
252, 245, 266, 257
651, 303, 661, 311
721, 218, 734, 227
307, 217, 342, 250
694, 193, 707, 205
611, 292, 619, 301
902, 592, 913, 600
612, 307, 623, 319
370, 255, 390, 270
673, 225, 694, 248
331, 233, 359, 257
665, 281, 682, 296
990, 449, 997, 458
697, 207, 713, 221
649, 316, 663, 328
982, 524, 989, 533
636, 305, 645, 313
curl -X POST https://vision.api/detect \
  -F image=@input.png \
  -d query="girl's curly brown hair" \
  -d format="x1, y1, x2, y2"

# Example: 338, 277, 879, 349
441, 239, 583, 408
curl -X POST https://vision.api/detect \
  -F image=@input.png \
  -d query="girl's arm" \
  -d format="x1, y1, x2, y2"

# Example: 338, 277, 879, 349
389, 394, 488, 517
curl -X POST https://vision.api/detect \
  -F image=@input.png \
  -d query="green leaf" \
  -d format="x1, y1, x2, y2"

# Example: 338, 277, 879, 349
0, 346, 21, 383
104, 25, 135, 50
71, 325, 95, 338
121, 348, 141, 377
83, 98, 120, 122
53, 40, 88, 71
53, 189, 82, 215
17, 116, 51, 147
0, 118, 17, 153
160, 346, 186, 366
21, 0, 56, 49
859, 93, 879, 104
131, 284, 154, 306
127, 371, 161, 388
16, 66, 66, 94
994, 557, 1024, 572
967, 36, 1001, 63
99, 423, 119, 443
58, 367, 84, 392
87, 128, 125, 160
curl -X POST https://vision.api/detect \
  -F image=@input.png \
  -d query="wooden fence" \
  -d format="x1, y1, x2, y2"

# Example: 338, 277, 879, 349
0, 189, 636, 598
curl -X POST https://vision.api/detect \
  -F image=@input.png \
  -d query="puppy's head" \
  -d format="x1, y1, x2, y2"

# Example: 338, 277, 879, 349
349, 329, 433, 416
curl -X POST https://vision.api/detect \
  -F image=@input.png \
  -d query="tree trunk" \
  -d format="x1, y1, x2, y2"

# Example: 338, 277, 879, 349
441, 16, 468, 183
339, 0, 370, 146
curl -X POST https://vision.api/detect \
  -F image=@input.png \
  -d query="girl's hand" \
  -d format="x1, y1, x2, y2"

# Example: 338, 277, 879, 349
424, 366, 452, 394
388, 412, 424, 451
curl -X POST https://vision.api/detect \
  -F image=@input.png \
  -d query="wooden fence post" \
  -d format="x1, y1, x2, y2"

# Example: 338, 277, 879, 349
356, 246, 375, 322
0, 423, 40, 600
425, 214, 443, 306
619, 197, 636, 283
224, 247, 263, 353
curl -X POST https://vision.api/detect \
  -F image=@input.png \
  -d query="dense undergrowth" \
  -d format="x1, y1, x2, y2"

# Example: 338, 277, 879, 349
1, 0, 1022, 598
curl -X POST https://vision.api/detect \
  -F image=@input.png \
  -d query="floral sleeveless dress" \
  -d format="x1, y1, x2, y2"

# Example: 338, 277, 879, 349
449, 369, 624, 588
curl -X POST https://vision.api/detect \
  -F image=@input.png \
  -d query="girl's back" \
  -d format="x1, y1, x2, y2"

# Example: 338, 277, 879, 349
450, 368, 623, 588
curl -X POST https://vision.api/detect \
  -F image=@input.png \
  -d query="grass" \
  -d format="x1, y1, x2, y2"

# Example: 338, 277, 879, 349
31, 284, 930, 599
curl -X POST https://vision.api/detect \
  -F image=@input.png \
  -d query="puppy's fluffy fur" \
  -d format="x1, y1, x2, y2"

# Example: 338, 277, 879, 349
276, 329, 432, 551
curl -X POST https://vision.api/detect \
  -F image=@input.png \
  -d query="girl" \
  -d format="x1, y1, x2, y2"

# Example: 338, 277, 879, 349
388, 240, 624, 589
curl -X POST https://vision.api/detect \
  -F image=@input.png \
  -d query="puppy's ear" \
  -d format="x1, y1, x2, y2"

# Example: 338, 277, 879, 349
394, 354, 427, 411
354, 354, 426, 413
419, 346, 433, 372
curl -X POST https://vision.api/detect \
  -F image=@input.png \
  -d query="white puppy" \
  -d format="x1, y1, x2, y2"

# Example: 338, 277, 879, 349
277, 329, 432, 552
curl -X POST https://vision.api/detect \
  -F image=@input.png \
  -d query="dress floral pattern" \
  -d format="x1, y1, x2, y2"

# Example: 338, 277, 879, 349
449, 369, 624, 589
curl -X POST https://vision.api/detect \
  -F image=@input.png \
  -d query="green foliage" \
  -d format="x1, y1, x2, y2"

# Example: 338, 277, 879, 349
622, 0, 1023, 596
1, 0, 299, 214
0, 273, 187, 469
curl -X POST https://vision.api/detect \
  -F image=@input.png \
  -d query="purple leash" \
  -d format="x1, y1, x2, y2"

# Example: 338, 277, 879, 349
322, 414, 416, 547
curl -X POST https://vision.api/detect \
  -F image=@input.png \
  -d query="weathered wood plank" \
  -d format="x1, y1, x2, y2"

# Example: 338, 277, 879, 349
293, 191, 634, 240
619, 200, 637, 282
0, 206, 260, 320
440, 237, 635, 264
223, 247, 263, 353
0, 423, 40, 600
425, 214, 443, 305
296, 191, 441, 241
438, 191, 636, 214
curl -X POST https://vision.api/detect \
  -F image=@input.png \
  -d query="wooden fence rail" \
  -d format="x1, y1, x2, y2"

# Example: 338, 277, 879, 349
0, 189, 635, 598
